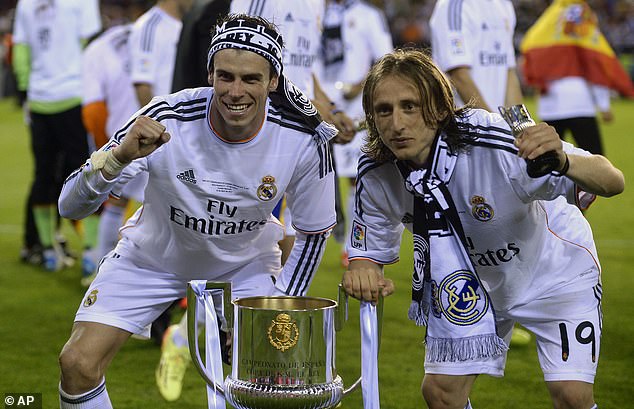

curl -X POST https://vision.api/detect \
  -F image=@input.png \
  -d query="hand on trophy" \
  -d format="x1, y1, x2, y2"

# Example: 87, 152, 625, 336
513, 122, 568, 175
498, 104, 564, 178
343, 260, 395, 304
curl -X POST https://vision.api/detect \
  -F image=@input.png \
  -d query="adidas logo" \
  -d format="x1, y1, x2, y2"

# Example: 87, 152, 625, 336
285, 12, 293, 22
177, 169, 197, 184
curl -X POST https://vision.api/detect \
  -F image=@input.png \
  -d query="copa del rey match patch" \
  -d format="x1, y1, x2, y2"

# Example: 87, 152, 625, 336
350, 220, 367, 251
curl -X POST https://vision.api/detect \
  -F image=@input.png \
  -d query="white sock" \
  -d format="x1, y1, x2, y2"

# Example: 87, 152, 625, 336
590, 405, 597, 409
59, 379, 112, 409
172, 313, 189, 347
464, 399, 473, 409
96, 205, 125, 261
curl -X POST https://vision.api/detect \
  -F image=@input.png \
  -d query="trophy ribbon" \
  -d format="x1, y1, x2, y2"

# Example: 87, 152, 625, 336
360, 301, 380, 409
190, 280, 227, 409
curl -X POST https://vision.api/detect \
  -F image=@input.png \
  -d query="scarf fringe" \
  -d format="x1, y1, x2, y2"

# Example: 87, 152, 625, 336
425, 334, 509, 363
314, 121, 338, 145
408, 300, 429, 327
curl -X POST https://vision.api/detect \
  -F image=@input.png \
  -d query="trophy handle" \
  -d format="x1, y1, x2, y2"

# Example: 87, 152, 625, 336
335, 284, 384, 396
186, 281, 233, 394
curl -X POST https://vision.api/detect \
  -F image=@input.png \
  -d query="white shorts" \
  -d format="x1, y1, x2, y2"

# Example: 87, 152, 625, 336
424, 285, 602, 383
75, 238, 282, 338
333, 130, 365, 178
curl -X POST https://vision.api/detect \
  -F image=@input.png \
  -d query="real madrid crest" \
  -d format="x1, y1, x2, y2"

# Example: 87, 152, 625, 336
470, 195, 494, 222
257, 175, 278, 201
437, 270, 488, 326
83, 289, 99, 307
268, 313, 299, 352
284, 77, 317, 116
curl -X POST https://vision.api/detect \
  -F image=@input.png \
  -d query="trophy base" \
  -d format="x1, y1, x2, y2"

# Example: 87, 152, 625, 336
225, 375, 344, 409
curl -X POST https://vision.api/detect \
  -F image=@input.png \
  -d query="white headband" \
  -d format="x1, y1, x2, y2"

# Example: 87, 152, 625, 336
207, 18, 284, 75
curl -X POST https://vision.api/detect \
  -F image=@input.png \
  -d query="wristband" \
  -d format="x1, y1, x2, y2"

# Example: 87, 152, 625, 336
90, 149, 128, 177
553, 154, 570, 177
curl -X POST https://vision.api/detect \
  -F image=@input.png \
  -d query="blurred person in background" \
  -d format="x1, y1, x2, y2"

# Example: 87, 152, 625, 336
521, 0, 634, 156
12, 0, 101, 273
130, 0, 194, 106
171, 0, 230, 92
318, 0, 393, 266
429, 0, 522, 112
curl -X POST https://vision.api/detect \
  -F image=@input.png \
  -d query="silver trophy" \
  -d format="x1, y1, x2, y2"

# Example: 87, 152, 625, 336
187, 282, 382, 409
498, 104, 560, 178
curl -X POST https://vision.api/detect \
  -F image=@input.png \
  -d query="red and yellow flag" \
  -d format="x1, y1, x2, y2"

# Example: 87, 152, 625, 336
520, 0, 634, 97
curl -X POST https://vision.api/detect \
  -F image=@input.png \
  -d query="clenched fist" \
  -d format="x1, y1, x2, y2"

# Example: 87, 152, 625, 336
113, 116, 171, 164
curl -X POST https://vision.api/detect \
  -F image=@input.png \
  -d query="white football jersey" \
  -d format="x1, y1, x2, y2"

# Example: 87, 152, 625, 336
129, 6, 182, 97
61, 87, 336, 279
12, 0, 101, 102
231, 0, 325, 98
319, 0, 393, 119
430, 0, 517, 108
82, 24, 140, 138
348, 109, 599, 313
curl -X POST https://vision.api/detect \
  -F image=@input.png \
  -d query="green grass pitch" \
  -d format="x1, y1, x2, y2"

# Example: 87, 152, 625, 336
0, 97, 632, 408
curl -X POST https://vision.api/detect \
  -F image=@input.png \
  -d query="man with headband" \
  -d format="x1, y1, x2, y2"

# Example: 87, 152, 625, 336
56, 13, 338, 408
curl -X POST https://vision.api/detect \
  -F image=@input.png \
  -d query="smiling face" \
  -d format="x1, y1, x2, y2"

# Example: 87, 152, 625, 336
209, 49, 279, 142
371, 74, 438, 167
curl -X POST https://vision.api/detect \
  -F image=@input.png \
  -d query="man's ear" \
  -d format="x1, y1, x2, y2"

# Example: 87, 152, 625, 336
208, 71, 214, 86
268, 75, 279, 92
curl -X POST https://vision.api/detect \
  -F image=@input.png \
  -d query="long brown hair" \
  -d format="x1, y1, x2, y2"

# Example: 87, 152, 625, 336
361, 48, 472, 163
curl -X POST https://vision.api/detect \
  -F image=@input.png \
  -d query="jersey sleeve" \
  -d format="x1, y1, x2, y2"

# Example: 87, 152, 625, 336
80, 0, 102, 40
430, 0, 474, 72
284, 141, 337, 234
276, 230, 330, 296
59, 95, 154, 219
590, 83, 611, 112
502, 138, 592, 206
59, 137, 124, 220
12, 1, 27, 44
129, 18, 157, 86
346, 162, 405, 265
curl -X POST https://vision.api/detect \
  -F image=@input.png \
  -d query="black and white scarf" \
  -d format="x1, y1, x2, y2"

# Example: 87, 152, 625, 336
268, 74, 338, 145
397, 136, 507, 362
